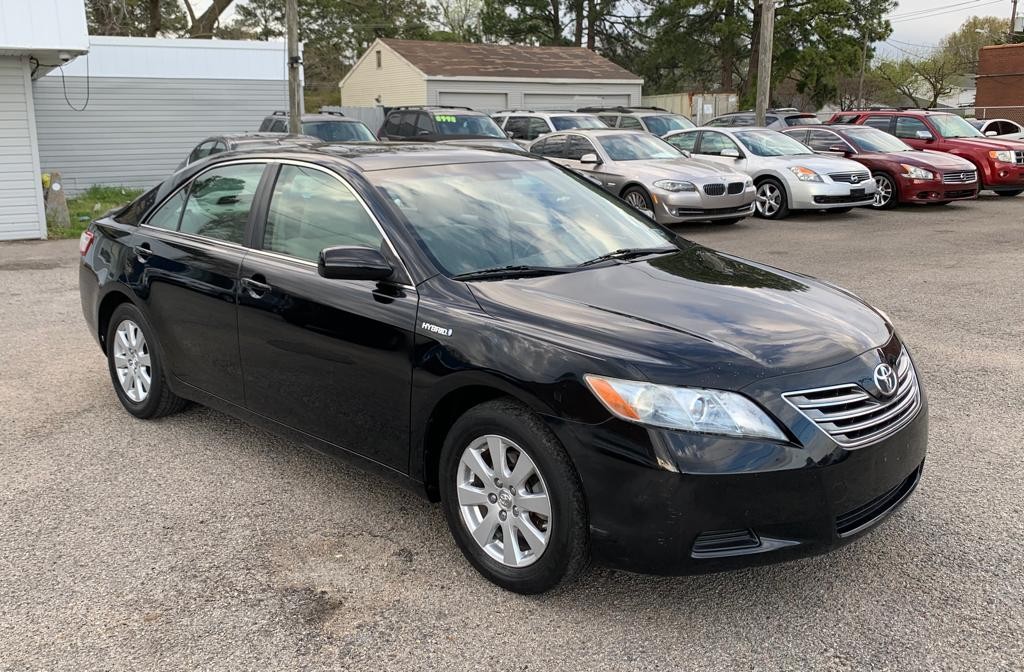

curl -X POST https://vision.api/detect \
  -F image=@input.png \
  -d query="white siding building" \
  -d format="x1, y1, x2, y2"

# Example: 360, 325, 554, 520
34, 37, 290, 196
340, 39, 642, 112
0, 0, 89, 240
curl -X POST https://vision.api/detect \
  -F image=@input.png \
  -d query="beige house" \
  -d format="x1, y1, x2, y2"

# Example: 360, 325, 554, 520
340, 38, 643, 112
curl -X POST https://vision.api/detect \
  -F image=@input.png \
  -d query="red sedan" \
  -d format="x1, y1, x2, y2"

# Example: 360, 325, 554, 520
783, 125, 978, 209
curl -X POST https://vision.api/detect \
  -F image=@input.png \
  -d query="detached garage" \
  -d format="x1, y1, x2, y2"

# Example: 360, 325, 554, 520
340, 38, 642, 112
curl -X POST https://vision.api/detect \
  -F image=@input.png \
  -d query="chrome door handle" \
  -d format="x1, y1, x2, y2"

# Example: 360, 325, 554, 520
133, 245, 153, 262
240, 276, 271, 298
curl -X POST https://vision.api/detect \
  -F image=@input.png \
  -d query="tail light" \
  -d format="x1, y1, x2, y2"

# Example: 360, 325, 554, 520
79, 230, 95, 256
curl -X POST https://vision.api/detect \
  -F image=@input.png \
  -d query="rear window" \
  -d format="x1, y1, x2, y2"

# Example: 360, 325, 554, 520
785, 115, 821, 126
302, 120, 375, 142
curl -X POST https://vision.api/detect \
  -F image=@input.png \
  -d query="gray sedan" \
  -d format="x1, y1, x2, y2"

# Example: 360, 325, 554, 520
530, 129, 755, 225
663, 127, 877, 219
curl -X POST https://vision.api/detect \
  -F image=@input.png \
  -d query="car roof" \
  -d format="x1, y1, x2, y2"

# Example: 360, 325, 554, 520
543, 128, 646, 137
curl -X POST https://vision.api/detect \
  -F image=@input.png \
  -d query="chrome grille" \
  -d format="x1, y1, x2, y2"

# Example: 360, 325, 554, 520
942, 170, 977, 184
703, 183, 726, 196
783, 352, 921, 449
828, 171, 871, 184
1016, 150, 1024, 165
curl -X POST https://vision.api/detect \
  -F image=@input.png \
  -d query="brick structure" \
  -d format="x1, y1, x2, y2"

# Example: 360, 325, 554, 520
975, 44, 1024, 123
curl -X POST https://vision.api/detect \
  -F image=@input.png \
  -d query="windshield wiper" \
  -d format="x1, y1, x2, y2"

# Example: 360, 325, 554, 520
451, 265, 577, 281
576, 246, 677, 267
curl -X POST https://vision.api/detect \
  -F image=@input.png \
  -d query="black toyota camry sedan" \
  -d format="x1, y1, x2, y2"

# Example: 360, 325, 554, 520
79, 143, 927, 594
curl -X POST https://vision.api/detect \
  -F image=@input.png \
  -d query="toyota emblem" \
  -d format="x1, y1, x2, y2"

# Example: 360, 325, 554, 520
873, 362, 898, 397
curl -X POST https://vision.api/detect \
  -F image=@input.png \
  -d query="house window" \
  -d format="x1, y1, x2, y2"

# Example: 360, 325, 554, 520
375, 50, 382, 68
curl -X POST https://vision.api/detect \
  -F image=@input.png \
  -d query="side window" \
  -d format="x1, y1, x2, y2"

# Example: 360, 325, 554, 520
894, 116, 929, 139
806, 130, 847, 152
383, 113, 401, 135
145, 189, 187, 231
209, 140, 227, 156
178, 163, 265, 244
270, 119, 287, 132
505, 117, 530, 140
397, 112, 418, 137
564, 135, 596, 161
535, 135, 567, 158
864, 115, 893, 132
259, 118, 273, 132
665, 132, 698, 152
765, 116, 779, 126
527, 117, 550, 140
529, 138, 547, 155
263, 165, 382, 263
832, 114, 858, 124
696, 131, 741, 156
785, 129, 809, 145
492, 116, 507, 128
189, 140, 215, 164
598, 115, 618, 127
619, 116, 642, 129
414, 112, 433, 135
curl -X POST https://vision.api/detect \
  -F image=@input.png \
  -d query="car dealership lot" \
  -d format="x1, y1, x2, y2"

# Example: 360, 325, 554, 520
1, 196, 1022, 670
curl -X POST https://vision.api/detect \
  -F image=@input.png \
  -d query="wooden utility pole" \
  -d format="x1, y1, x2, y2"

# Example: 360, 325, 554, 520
286, 0, 302, 134
754, 0, 775, 126
1011, 0, 1020, 39
857, 35, 869, 108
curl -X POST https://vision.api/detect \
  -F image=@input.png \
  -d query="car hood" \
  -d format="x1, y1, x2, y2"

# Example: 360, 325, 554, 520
941, 137, 1024, 150
468, 246, 891, 387
757, 154, 864, 172
617, 158, 743, 181
858, 149, 976, 170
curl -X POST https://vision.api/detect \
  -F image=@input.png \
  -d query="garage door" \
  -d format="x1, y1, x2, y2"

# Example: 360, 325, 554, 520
437, 92, 508, 111
524, 93, 631, 110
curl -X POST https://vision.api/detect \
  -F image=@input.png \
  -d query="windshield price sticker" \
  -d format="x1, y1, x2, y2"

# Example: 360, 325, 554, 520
435, 114, 459, 123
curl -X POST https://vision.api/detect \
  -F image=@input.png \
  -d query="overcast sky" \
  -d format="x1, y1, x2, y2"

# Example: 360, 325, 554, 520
884, 0, 1014, 53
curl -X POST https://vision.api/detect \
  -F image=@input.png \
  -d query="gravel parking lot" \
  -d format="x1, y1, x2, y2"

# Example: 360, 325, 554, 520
2, 195, 1022, 671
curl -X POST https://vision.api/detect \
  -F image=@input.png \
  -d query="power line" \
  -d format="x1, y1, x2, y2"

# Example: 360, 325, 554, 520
887, 0, 990, 20
889, 0, 1004, 22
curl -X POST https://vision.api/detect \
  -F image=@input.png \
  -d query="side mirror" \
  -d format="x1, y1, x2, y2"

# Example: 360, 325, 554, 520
677, 148, 692, 158
579, 152, 602, 165
985, 130, 997, 137
915, 130, 934, 141
506, 130, 514, 138
318, 246, 393, 281
720, 147, 741, 158
417, 129, 431, 136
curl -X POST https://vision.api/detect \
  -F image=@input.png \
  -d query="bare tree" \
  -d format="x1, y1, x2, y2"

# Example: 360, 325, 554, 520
182, 0, 235, 38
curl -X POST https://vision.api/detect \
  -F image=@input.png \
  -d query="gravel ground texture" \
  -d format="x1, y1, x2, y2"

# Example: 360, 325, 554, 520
1, 195, 1022, 671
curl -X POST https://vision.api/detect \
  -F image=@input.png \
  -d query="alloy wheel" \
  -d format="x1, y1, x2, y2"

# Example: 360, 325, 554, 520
112, 319, 152, 403
456, 434, 551, 568
756, 183, 781, 217
873, 175, 894, 208
624, 191, 654, 218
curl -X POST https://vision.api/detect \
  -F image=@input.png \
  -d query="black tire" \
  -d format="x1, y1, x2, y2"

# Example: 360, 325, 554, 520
754, 178, 789, 219
871, 172, 898, 209
621, 186, 655, 218
996, 189, 1023, 197
106, 303, 187, 419
439, 398, 589, 594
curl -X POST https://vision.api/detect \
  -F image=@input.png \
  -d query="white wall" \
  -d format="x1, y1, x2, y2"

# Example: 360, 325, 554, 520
0, 57, 46, 241
0, 0, 88, 54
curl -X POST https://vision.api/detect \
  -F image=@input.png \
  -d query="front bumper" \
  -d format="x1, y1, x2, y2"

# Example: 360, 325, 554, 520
652, 185, 756, 224
899, 174, 978, 203
547, 347, 928, 575
983, 162, 1024, 190
789, 178, 877, 210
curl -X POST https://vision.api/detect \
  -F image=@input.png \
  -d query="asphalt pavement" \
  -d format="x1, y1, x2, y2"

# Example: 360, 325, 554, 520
1, 195, 1022, 670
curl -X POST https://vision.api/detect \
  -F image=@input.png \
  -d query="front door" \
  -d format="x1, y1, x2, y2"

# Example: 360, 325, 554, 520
694, 131, 748, 171
132, 161, 268, 405
236, 162, 417, 471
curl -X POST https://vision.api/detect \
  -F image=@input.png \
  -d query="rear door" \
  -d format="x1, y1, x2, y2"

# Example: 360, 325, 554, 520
235, 161, 417, 470
132, 160, 269, 405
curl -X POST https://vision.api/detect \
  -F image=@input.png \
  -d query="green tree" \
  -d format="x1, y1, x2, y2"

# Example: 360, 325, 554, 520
86, 0, 187, 36
939, 15, 1008, 72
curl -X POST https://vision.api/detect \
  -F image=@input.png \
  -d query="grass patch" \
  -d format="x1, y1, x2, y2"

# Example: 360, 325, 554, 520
48, 185, 143, 239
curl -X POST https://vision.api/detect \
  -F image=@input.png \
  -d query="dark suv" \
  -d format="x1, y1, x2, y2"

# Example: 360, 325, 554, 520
258, 111, 376, 142
829, 108, 1024, 196
377, 105, 509, 143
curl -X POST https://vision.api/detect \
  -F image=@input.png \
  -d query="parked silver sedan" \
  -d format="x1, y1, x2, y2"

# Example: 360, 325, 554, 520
530, 129, 755, 225
663, 127, 877, 219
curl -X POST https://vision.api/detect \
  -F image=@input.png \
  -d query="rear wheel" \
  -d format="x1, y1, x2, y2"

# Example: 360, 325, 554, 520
440, 398, 589, 594
996, 189, 1023, 197
871, 173, 898, 209
622, 186, 655, 219
106, 303, 186, 419
754, 179, 789, 219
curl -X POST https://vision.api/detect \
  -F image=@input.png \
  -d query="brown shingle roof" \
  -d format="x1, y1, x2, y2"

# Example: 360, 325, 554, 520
379, 38, 641, 81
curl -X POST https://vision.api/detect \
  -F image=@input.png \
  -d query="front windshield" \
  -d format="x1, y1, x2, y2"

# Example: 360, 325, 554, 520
930, 114, 984, 139
432, 113, 506, 138
735, 130, 814, 156
368, 160, 675, 276
844, 127, 913, 153
597, 133, 682, 161
302, 121, 375, 142
643, 115, 696, 136
551, 115, 607, 130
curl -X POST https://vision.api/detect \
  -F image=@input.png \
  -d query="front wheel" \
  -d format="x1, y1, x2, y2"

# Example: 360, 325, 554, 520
106, 303, 187, 419
871, 173, 898, 209
996, 189, 1023, 197
622, 186, 655, 219
440, 399, 589, 594
754, 179, 789, 219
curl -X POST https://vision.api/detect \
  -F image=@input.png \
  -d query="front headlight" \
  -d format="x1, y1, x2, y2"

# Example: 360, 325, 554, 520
653, 179, 696, 192
788, 166, 823, 182
584, 374, 787, 441
989, 150, 1015, 163
901, 164, 935, 180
